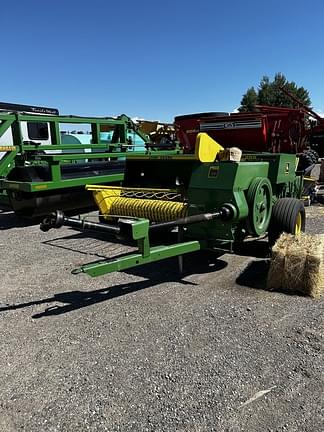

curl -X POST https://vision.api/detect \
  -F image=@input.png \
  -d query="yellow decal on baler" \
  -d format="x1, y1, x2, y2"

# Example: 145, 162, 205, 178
285, 163, 290, 174
129, 155, 196, 161
7, 183, 20, 190
34, 184, 48, 190
242, 155, 257, 161
0, 146, 16, 151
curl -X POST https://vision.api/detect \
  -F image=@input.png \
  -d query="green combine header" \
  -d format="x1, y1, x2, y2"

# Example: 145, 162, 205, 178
0, 103, 179, 217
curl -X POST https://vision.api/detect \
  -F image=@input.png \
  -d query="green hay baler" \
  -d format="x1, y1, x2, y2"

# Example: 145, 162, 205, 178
40, 134, 305, 276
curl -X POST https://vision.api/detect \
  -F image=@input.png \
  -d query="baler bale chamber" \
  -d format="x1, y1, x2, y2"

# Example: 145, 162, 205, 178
41, 134, 306, 277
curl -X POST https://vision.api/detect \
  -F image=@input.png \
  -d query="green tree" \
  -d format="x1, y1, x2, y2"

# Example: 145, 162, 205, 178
239, 87, 258, 112
238, 73, 311, 112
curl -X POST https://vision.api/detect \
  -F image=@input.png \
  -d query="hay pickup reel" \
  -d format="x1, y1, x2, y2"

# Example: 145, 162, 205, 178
41, 134, 306, 277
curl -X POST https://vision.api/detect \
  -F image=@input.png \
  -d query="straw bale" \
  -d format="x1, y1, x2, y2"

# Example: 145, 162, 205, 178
267, 233, 324, 298
219, 147, 242, 162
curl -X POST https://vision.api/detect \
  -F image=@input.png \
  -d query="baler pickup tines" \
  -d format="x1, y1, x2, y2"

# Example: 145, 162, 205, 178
86, 185, 188, 223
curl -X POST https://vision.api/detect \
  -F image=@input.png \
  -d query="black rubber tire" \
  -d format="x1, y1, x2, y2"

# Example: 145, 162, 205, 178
298, 149, 318, 171
298, 153, 311, 171
174, 112, 229, 121
268, 198, 305, 246
309, 150, 319, 163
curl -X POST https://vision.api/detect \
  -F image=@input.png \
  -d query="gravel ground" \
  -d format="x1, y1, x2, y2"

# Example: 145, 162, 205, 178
0, 205, 323, 432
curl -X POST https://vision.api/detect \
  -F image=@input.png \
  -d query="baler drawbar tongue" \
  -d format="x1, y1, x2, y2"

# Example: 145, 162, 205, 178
40, 206, 233, 277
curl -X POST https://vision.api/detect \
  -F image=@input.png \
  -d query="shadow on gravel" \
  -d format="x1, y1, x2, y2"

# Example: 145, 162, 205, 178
42, 230, 135, 259
236, 259, 312, 297
0, 209, 37, 230
0, 278, 191, 318
0, 208, 98, 231
234, 239, 270, 259
125, 250, 227, 280
43, 229, 272, 261
236, 259, 270, 290
0, 252, 228, 318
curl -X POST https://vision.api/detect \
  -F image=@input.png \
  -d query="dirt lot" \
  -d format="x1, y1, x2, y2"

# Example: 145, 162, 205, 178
0, 206, 323, 432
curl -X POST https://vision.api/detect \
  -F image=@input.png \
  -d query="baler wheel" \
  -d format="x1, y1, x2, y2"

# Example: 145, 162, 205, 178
268, 198, 305, 245
246, 177, 273, 236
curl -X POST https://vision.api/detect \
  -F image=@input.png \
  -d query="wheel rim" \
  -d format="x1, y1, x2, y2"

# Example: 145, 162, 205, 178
295, 212, 302, 235
255, 185, 270, 229
247, 178, 273, 236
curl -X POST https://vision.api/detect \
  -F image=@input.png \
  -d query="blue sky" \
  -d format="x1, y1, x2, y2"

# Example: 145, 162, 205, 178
1, 0, 324, 121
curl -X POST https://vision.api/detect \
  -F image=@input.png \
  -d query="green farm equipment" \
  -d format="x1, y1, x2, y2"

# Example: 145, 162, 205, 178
41, 134, 305, 276
0, 103, 180, 218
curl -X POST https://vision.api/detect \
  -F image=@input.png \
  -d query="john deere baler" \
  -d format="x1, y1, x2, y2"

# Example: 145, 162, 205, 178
41, 134, 305, 276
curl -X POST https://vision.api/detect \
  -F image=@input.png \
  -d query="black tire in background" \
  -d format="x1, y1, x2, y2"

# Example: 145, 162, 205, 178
174, 112, 229, 121
298, 149, 319, 172
309, 149, 319, 163
268, 198, 305, 246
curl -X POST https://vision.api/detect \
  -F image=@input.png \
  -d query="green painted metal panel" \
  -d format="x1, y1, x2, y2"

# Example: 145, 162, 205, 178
0, 191, 10, 206
241, 153, 297, 184
186, 161, 270, 245
16, 113, 127, 124
1, 172, 124, 192
0, 118, 14, 137
0, 149, 17, 177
